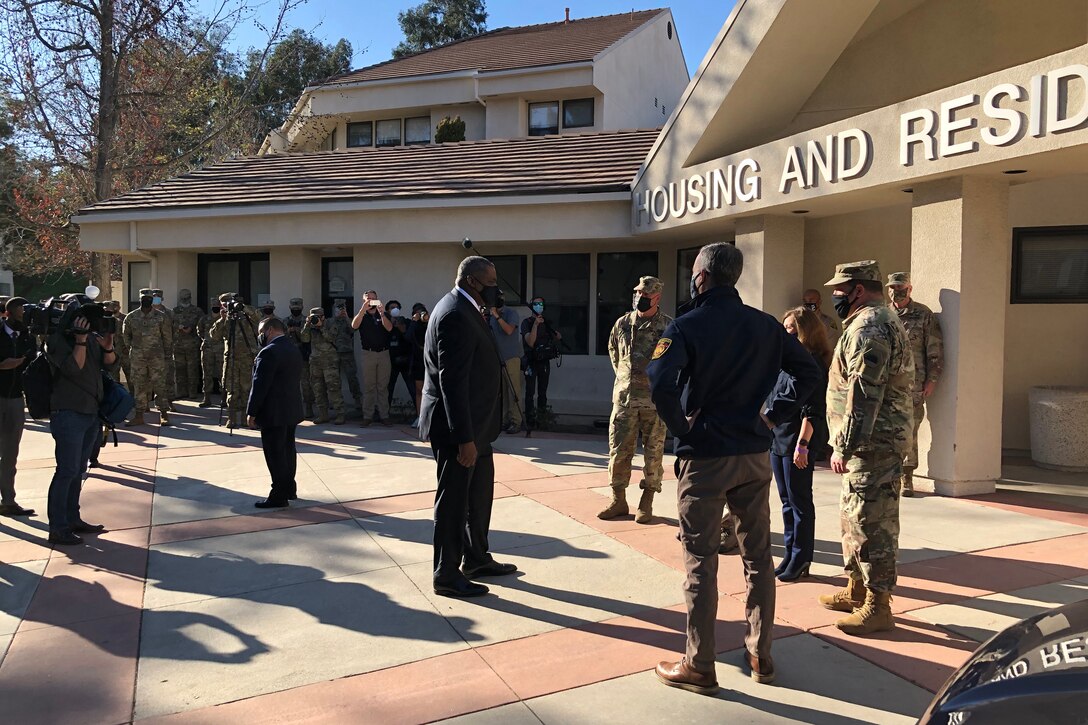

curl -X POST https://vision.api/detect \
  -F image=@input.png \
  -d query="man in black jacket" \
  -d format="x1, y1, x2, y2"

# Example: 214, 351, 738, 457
0, 298, 36, 517
648, 242, 821, 694
420, 256, 514, 598
247, 317, 304, 508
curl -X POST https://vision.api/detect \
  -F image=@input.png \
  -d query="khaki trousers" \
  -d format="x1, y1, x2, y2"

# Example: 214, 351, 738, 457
361, 349, 391, 421
677, 452, 775, 672
501, 357, 523, 427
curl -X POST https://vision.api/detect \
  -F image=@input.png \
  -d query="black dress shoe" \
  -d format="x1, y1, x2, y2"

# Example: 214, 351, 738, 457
0, 504, 35, 517
462, 561, 518, 579
48, 531, 83, 546
254, 499, 289, 509
72, 521, 107, 534
434, 579, 489, 598
288, 494, 298, 501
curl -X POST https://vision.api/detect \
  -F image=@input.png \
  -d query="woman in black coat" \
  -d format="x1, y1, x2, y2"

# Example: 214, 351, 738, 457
767, 306, 832, 582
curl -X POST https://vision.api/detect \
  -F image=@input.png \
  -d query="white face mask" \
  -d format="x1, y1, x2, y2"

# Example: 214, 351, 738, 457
389, 307, 402, 318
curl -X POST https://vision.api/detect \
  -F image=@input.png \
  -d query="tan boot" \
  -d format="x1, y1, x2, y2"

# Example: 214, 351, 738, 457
125, 412, 145, 427
835, 589, 895, 636
635, 489, 655, 524
597, 488, 629, 520
313, 408, 329, 424
334, 414, 346, 425
818, 575, 866, 612
160, 410, 171, 427
901, 470, 914, 498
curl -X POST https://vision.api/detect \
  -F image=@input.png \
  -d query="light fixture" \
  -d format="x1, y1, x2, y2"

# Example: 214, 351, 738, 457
84, 285, 100, 300
1003, 169, 1027, 175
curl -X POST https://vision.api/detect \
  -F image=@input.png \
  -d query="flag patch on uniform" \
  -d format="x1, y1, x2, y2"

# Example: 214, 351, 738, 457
652, 338, 672, 360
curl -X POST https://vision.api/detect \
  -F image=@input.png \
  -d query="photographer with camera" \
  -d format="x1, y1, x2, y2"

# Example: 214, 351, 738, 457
0, 298, 36, 517
520, 296, 562, 429
44, 302, 119, 544
208, 292, 261, 429
301, 307, 345, 425
123, 288, 172, 427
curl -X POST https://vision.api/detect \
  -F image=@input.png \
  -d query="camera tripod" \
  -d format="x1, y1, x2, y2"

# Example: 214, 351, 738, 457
217, 311, 258, 434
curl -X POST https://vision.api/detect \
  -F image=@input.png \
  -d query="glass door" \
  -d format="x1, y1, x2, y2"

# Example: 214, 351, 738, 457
322, 257, 354, 316
198, 253, 270, 313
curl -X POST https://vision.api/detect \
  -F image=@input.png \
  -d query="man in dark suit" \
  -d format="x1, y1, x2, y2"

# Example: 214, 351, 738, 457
420, 256, 516, 598
247, 317, 304, 508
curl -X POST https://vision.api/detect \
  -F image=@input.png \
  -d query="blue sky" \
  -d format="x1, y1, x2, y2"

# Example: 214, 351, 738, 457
205, 1, 736, 77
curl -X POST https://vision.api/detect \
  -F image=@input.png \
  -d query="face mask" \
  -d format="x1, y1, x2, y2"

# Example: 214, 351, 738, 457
803, 302, 818, 312
179, 300, 190, 308
689, 271, 703, 301
212, 307, 222, 315
152, 296, 162, 306
261, 307, 274, 316
290, 308, 302, 317
495, 289, 505, 309
889, 289, 908, 304
140, 297, 152, 310
531, 302, 544, 314
389, 307, 402, 318
257, 333, 268, 347
634, 294, 653, 313
832, 288, 856, 320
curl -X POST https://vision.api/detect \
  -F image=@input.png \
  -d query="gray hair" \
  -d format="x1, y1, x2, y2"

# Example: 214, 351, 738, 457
456, 255, 494, 285
695, 242, 743, 288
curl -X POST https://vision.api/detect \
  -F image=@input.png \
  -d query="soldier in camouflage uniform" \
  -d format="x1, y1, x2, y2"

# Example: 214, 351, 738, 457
599, 276, 672, 524
123, 288, 172, 426
209, 292, 261, 428
301, 307, 344, 424
886, 272, 943, 498
197, 298, 224, 407
172, 289, 204, 399
818, 261, 914, 637
284, 298, 314, 418
151, 288, 177, 409
331, 299, 363, 411
105, 300, 132, 391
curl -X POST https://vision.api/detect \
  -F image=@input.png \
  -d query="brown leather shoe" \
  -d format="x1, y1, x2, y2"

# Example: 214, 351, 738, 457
746, 651, 775, 684
655, 659, 718, 695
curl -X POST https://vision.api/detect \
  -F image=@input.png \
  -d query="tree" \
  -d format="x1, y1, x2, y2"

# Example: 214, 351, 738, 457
246, 29, 352, 138
393, 0, 487, 59
435, 116, 466, 143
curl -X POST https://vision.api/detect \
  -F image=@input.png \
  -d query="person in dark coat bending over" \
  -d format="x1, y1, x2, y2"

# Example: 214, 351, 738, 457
420, 255, 516, 598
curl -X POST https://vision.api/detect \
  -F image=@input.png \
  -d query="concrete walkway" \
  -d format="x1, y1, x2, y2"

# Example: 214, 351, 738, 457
1, 402, 1086, 724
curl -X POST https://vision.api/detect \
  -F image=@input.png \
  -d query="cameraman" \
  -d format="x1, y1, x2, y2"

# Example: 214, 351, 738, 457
520, 296, 562, 429
45, 305, 118, 545
0, 298, 36, 517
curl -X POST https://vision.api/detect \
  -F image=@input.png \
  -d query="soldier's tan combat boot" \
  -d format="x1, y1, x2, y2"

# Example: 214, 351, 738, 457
160, 410, 171, 427
835, 589, 895, 636
900, 470, 914, 498
125, 412, 145, 427
334, 414, 346, 425
597, 488, 629, 519
635, 489, 655, 524
198, 393, 212, 408
818, 575, 866, 612
313, 408, 329, 424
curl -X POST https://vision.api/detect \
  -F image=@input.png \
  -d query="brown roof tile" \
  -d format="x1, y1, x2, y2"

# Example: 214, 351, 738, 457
78, 130, 661, 215
321, 9, 666, 85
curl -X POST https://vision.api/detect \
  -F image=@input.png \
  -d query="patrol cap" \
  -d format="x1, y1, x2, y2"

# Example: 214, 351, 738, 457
151, 288, 164, 296
262, 300, 276, 308
102, 299, 120, 312
886, 272, 910, 286
825, 260, 881, 286
309, 307, 324, 316
178, 288, 192, 301
333, 298, 346, 309
218, 292, 236, 303
139, 288, 153, 297
633, 276, 663, 296
289, 297, 303, 308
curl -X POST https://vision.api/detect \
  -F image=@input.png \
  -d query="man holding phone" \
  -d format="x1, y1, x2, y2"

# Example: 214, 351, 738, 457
351, 290, 393, 426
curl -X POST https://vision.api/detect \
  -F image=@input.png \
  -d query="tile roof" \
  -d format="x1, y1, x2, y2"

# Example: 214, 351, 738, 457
78, 129, 661, 215
320, 9, 667, 86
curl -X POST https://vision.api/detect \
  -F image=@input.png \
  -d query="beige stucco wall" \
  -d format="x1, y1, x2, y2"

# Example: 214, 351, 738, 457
595, 10, 689, 131
802, 204, 912, 293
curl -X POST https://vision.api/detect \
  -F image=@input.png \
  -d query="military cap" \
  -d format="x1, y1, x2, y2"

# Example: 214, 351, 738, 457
139, 287, 153, 296
218, 292, 236, 303
102, 299, 120, 311
178, 288, 193, 300
289, 297, 303, 307
262, 300, 276, 308
309, 307, 325, 316
633, 276, 663, 295
333, 298, 346, 309
825, 260, 881, 286
151, 288, 164, 296
886, 272, 910, 286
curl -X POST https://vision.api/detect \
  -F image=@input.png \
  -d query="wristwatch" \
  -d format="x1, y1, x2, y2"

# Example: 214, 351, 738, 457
798, 438, 810, 447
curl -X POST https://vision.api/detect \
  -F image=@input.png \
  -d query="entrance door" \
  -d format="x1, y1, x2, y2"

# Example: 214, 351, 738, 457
322, 257, 354, 316
198, 253, 271, 312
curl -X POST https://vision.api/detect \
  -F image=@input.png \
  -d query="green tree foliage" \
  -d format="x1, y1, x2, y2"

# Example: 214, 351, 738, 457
246, 29, 353, 138
435, 116, 466, 143
393, 0, 487, 59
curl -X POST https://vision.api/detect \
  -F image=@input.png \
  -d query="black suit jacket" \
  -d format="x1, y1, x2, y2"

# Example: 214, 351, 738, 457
246, 335, 304, 427
419, 288, 502, 449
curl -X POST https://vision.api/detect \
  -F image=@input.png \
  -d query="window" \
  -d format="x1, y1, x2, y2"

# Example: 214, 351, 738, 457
563, 98, 594, 129
347, 121, 372, 148
532, 253, 589, 354
676, 247, 701, 308
128, 261, 151, 312
491, 255, 527, 306
322, 257, 354, 316
529, 102, 559, 136
596, 252, 659, 355
1012, 227, 1088, 303
405, 116, 431, 145
197, 253, 270, 313
376, 119, 402, 147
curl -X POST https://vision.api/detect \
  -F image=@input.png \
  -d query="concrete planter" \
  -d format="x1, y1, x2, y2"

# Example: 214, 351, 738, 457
1029, 386, 1088, 472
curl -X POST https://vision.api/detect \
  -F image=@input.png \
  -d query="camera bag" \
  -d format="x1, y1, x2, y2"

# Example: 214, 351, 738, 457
98, 372, 135, 447
22, 352, 54, 419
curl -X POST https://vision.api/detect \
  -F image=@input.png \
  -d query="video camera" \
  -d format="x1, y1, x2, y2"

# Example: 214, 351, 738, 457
223, 296, 248, 319
24, 286, 117, 338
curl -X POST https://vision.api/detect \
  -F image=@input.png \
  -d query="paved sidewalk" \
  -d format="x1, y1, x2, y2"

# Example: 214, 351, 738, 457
1, 402, 1086, 723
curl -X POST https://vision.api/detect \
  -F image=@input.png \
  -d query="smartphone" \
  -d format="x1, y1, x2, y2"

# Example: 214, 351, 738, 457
369, 300, 381, 308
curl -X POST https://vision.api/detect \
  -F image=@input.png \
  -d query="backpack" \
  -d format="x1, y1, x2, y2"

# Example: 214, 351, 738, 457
22, 352, 54, 419
98, 371, 135, 448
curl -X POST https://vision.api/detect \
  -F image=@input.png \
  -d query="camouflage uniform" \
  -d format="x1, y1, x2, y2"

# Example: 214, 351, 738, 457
123, 294, 172, 416
197, 302, 224, 402
301, 308, 344, 423
330, 302, 362, 408
825, 262, 914, 596
208, 293, 261, 425
887, 272, 944, 494
151, 289, 176, 404
600, 277, 672, 524
284, 298, 314, 417
108, 303, 132, 391
172, 289, 204, 398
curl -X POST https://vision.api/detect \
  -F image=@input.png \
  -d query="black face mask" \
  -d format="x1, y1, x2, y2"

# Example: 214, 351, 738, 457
289, 308, 302, 317
140, 297, 152, 310
495, 288, 505, 309
261, 307, 274, 316
832, 288, 857, 320
635, 294, 653, 313
689, 271, 703, 300
474, 277, 500, 308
